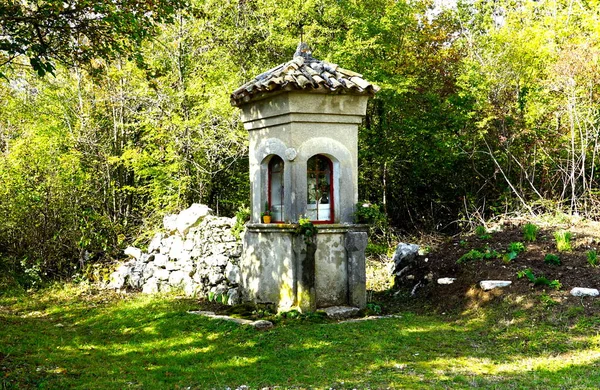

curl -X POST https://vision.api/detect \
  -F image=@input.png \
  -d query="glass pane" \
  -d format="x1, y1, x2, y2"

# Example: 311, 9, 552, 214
269, 156, 284, 221
307, 172, 318, 204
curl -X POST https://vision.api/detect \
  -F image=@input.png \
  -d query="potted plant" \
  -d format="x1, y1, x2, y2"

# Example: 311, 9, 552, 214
262, 203, 272, 223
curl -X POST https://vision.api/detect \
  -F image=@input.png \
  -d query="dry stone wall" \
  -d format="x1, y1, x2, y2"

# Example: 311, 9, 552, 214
108, 204, 242, 304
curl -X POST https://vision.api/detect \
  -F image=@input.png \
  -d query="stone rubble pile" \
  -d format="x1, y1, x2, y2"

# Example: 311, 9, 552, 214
108, 204, 242, 304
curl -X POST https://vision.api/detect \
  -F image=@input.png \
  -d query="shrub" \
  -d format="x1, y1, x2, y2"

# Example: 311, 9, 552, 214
353, 202, 386, 225
522, 223, 539, 242
544, 253, 561, 265
554, 230, 572, 252
587, 250, 598, 267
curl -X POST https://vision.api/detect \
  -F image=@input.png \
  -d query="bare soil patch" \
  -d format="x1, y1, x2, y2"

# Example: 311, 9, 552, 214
376, 219, 600, 315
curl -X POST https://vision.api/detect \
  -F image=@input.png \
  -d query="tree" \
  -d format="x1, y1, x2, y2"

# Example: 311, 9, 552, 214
0, 0, 182, 77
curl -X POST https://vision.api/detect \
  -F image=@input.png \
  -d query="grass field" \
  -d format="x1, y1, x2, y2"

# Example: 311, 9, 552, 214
2, 284, 600, 389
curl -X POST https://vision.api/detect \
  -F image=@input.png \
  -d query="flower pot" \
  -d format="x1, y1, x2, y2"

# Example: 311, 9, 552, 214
262, 215, 271, 223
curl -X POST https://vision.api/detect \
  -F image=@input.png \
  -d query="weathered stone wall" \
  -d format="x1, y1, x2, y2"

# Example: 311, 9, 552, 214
108, 204, 242, 304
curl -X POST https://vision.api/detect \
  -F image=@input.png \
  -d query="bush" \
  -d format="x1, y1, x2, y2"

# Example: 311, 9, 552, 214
353, 202, 386, 225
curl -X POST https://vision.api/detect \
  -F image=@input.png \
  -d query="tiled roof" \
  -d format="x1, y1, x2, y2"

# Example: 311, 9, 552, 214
231, 43, 380, 107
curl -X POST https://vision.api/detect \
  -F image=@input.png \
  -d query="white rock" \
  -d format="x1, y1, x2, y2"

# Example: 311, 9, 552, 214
153, 254, 169, 268
227, 288, 240, 305
148, 233, 163, 253
208, 271, 224, 286
321, 306, 360, 320
165, 260, 181, 271
251, 320, 274, 330
480, 280, 512, 290
391, 243, 420, 274
159, 236, 174, 255
190, 247, 202, 258
168, 270, 186, 286
142, 263, 156, 280
163, 214, 178, 232
182, 276, 197, 297
140, 253, 153, 263
176, 204, 212, 236
142, 278, 159, 294
128, 262, 146, 289
225, 263, 241, 284
206, 254, 229, 267
437, 277, 456, 285
155, 268, 171, 281
168, 236, 185, 259
124, 246, 142, 260
570, 287, 599, 297
183, 238, 195, 251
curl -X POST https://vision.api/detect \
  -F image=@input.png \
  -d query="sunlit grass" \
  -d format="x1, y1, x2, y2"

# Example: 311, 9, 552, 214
2, 284, 600, 389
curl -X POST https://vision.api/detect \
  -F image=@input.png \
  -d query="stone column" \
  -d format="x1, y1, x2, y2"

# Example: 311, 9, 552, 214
293, 235, 316, 312
345, 231, 368, 308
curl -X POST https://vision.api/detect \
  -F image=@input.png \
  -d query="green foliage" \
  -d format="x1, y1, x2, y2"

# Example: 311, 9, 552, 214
544, 254, 561, 266
366, 302, 383, 315
502, 251, 518, 263
261, 202, 271, 218
587, 250, 598, 267
554, 231, 573, 252
365, 243, 388, 258
508, 242, 526, 254
523, 223, 539, 242
475, 226, 491, 239
457, 247, 500, 264
539, 293, 559, 308
231, 205, 250, 240
354, 202, 386, 225
3, 0, 600, 284
503, 242, 525, 263
517, 268, 561, 290
296, 218, 318, 245
0, 0, 182, 76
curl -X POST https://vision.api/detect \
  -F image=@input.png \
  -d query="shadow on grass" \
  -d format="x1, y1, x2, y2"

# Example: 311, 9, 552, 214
2, 289, 600, 389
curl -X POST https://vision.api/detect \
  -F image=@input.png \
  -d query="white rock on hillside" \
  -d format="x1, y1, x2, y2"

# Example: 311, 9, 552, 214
176, 204, 212, 235
570, 287, 599, 297
479, 280, 512, 291
124, 247, 142, 260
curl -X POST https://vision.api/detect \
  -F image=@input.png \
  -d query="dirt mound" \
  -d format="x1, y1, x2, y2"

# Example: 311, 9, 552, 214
378, 220, 600, 314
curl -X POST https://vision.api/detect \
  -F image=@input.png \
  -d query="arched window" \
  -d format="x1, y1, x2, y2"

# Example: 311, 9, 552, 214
268, 156, 284, 222
307, 154, 333, 223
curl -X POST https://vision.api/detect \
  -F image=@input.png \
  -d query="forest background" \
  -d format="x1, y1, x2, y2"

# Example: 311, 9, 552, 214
1, 0, 599, 287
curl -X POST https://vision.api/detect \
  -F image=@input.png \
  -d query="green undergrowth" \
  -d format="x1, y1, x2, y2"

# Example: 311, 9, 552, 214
2, 284, 600, 389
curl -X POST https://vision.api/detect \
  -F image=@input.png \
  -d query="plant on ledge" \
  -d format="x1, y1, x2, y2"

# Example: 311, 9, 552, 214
296, 218, 318, 245
261, 202, 271, 223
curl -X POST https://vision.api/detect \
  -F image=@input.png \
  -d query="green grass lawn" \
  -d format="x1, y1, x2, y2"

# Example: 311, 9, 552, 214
2, 285, 600, 389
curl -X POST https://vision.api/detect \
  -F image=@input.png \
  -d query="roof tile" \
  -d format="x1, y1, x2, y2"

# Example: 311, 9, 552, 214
231, 43, 379, 106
